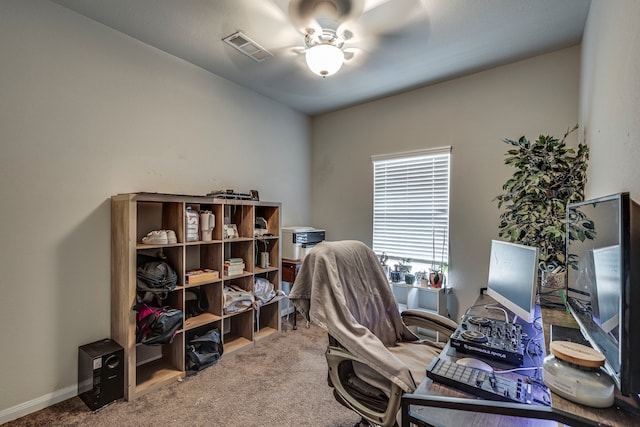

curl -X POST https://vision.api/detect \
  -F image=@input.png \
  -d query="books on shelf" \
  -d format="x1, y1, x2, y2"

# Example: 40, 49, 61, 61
224, 258, 245, 276
224, 267, 245, 276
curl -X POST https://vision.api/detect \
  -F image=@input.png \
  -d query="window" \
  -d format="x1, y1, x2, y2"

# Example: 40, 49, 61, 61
372, 147, 451, 272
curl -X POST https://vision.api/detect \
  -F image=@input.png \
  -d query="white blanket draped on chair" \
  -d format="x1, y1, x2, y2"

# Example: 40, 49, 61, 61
289, 240, 441, 393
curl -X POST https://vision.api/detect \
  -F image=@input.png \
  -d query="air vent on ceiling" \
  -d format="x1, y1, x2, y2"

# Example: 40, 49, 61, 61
222, 31, 273, 62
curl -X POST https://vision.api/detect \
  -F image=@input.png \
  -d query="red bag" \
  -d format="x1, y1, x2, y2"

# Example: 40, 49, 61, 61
136, 304, 183, 346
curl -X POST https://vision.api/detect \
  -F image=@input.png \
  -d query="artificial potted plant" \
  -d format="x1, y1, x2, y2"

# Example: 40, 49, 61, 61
429, 262, 447, 288
494, 125, 589, 287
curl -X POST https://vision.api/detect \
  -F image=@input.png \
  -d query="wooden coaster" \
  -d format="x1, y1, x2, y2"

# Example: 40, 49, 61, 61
550, 341, 605, 368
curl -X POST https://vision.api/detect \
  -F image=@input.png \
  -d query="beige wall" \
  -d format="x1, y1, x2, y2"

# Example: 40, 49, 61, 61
0, 0, 310, 418
310, 46, 581, 320
580, 0, 640, 200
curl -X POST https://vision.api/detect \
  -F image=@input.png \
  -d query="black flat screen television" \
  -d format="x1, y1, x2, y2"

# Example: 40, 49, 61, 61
566, 192, 640, 402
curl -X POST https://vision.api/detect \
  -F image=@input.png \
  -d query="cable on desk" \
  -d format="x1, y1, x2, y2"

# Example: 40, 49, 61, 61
463, 303, 509, 322
524, 318, 545, 376
462, 303, 487, 315
494, 315, 545, 378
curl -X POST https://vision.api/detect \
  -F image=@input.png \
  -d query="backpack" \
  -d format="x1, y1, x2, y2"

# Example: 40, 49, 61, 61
136, 304, 183, 346
136, 255, 178, 305
185, 328, 223, 371
185, 287, 209, 318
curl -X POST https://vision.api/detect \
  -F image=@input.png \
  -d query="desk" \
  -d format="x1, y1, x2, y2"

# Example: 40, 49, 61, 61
402, 294, 639, 427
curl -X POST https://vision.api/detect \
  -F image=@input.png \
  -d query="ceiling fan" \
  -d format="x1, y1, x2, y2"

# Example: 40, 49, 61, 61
284, 0, 427, 78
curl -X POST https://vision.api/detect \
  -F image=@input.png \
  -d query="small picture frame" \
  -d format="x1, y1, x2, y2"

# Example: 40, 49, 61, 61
250, 190, 259, 201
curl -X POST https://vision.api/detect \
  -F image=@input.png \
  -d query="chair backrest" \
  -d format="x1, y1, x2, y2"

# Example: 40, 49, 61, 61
290, 240, 418, 393
295, 240, 410, 341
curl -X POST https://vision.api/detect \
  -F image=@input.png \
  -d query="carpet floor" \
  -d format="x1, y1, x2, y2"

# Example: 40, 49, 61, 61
6, 317, 361, 427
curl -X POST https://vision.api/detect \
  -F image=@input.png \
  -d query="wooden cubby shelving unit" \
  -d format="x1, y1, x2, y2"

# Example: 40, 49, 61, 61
111, 193, 282, 400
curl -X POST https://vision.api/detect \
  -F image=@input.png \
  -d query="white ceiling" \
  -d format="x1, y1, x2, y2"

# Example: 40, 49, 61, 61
49, 0, 591, 116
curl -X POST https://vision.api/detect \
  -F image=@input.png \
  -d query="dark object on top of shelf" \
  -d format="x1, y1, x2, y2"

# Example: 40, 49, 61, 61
250, 190, 259, 201
134, 191, 203, 198
206, 189, 252, 200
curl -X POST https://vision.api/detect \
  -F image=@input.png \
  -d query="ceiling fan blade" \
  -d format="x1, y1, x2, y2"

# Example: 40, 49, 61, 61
260, 0, 292, 24
360, 0, 426, 35
289, 0, 365, 31
265, 0, 292, 20
335, 19, 359, 39
270, 44, 308, 58
343, 49, 355, 61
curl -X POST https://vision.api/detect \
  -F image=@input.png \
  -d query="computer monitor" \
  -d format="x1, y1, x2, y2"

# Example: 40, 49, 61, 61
486, 240, 539, 323
566, 192, 640, 402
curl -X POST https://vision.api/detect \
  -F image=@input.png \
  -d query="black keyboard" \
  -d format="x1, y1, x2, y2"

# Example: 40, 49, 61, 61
426, 358, 533, 404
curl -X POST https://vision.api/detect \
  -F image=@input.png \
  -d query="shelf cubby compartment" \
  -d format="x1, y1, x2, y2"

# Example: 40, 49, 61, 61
137, 245, 185, 287
416, 286, 447, 314
255, 299, 283, 341
133, 332, 184, 399
390, 282, 414, 312
224, 240, 253, 277
136, 201, 184, 244
254, 236, 279, 271
255, 204, 280, 237
185, 202, 224, 242
222, 309, 253, 354
390, 282, 448, 314
184, 283, 223, 330
185, 243, 223, 284
223, 202, 254, 239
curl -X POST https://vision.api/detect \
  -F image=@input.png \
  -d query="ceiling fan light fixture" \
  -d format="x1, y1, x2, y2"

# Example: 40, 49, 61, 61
306, 43, 344, 77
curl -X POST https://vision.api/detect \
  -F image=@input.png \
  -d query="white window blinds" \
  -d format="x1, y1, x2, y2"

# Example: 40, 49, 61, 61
372, 148, 451, 267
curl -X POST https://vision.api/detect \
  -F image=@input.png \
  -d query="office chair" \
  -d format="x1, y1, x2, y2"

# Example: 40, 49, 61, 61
289, 240, 457, 427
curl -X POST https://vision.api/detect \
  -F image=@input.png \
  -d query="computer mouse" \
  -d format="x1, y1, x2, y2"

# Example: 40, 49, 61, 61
456, 357, 494, 372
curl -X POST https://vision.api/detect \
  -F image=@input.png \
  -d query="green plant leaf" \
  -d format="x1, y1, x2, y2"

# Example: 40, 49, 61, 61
495, 126, 589, 270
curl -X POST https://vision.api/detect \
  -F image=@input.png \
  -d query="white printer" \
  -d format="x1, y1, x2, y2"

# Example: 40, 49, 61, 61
282, 226, 325, 261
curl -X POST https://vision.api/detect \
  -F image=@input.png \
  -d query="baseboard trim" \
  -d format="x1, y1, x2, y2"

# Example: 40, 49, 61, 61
0, 384, 77, 425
